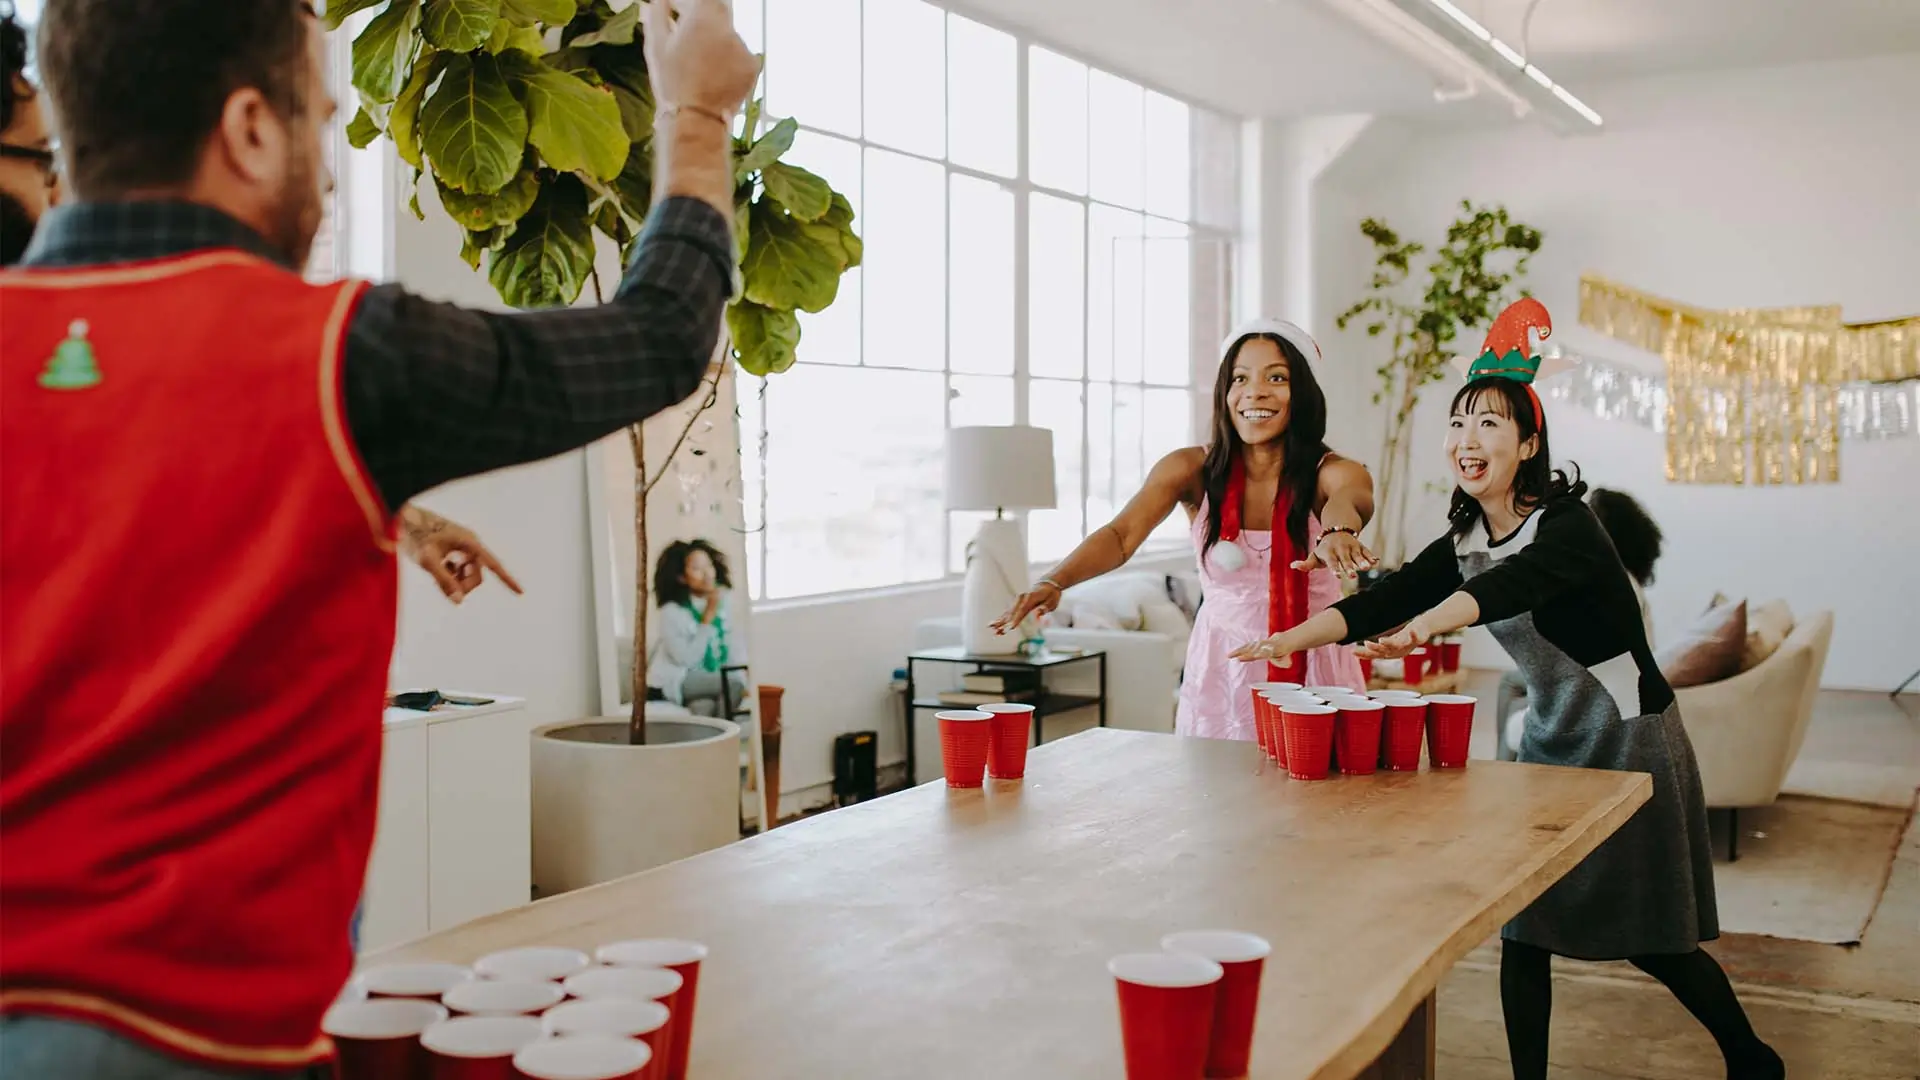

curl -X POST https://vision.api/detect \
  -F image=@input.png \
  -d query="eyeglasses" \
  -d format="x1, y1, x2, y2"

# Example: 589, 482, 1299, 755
0, 144, 58, 189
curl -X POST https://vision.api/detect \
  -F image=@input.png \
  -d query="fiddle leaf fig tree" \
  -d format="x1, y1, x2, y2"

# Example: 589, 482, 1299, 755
330, 0, 860, 378
333, 0, 858, 749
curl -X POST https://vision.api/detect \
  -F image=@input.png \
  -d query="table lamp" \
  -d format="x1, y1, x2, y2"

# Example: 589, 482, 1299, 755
945, 425, 1057, 655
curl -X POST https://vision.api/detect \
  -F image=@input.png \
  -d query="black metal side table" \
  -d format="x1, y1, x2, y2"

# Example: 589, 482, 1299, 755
901, 646, 1108, 788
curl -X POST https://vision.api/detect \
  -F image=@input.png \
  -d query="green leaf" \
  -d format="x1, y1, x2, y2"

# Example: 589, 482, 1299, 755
436, 168, 540, 229
488, 175, 595, 309
351, 0, 420, 104
324, 0, 390, 30
733, 116, 796, 182
742, 207, 850, 314
759, 161, 831, 221
345, 107, 384, 148
460, 226, 503, 268
612, 144, 652, 221
420, 52, 529, 194
593, 199, 634, 249
421, 0, 500, 52
821, 192, 862, 269
610, 83, 654, 141
389, 50, 446, 168
728, 302, 801, 377
487, 22, 547, 53
504, 55, 629, 181
500, 0, 576, 25
585, 42, 647, 96
568, 1, 637, 46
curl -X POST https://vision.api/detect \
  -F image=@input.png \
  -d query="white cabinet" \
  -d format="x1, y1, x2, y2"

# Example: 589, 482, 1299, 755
360, 696, 532, 953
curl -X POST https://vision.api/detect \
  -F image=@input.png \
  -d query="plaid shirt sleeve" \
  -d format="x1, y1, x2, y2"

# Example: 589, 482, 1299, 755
343, 196, 735, 511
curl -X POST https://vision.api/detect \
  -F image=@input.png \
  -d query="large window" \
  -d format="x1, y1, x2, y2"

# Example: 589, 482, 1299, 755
742, 0, 1238, 601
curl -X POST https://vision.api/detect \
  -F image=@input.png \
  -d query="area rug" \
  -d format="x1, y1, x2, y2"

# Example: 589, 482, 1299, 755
1713, 795, 1915, 945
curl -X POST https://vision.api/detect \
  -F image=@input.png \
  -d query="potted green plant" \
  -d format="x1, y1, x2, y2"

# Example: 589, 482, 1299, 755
1335, 201, 1539, 571
330, 0, 857, 888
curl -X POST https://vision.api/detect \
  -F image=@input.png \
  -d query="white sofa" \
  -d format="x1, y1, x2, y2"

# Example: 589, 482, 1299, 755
1502, 609, 1834, 856
912, 570, 1197, 735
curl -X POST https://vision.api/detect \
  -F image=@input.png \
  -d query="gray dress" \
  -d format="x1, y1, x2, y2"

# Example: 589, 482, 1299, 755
1335, 492, 1718, 960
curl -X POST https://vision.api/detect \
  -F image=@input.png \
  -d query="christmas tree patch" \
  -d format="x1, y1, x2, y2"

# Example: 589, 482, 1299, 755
40, 319, 101, 390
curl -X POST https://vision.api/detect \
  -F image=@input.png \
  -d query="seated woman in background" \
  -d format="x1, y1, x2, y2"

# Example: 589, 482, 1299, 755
1495, 486, 1662, 760
647, 538, 748, 717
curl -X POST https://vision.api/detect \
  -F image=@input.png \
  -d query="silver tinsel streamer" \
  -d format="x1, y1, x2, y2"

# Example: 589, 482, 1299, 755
1542, 349, 1918, 441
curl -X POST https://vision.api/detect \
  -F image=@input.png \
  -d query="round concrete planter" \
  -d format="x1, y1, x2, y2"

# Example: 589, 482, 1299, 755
531, 709, 740, 897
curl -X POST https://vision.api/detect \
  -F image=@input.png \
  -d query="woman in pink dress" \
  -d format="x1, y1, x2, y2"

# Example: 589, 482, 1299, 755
994, 319, 1376, 741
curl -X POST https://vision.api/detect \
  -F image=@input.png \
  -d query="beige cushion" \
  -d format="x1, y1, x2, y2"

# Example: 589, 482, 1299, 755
1657, 598, 1749, 688
1743, 600, 1795, 671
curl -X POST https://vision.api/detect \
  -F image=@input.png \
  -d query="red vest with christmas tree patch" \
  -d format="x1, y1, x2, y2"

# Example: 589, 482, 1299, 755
0, 251, 394, 1066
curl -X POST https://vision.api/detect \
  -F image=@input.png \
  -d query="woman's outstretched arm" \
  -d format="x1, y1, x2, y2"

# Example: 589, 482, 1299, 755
992, 448, 1200, 635
1295, 456, 1378, 578
1231, 532, 1461, 662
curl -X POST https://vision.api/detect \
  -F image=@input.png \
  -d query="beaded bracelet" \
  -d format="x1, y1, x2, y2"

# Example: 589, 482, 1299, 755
658, 102, 732, 128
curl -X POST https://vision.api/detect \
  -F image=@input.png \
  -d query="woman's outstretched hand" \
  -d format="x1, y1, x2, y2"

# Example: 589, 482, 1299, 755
992, 581, 1062, 636
1291, 530, 1378, 578
1354, 621, 1431, 661
1230, 631, 1293, 663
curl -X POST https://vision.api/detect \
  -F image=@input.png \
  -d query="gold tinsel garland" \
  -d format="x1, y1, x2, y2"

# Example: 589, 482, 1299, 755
1577, 275, 1920, 485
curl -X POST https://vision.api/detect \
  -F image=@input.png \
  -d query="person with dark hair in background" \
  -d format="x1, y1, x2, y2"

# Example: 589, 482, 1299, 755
647, 537, 748, 715
0, 3, 59, 263
1232, 303, 1781, 1080
995, 319, 1376, 742
1495, 485, 1665, 759
0, 0, 760, 1072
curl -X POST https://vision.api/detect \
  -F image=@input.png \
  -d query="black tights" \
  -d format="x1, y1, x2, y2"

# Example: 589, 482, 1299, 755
1499, 940, 1783, 1080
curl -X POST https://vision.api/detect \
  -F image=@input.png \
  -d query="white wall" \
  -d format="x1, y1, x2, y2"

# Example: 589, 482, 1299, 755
383, 191, 602, 731
1305, 53, 1920, 690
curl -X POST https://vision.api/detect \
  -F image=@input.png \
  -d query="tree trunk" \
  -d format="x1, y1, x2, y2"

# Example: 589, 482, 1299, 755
628, 421, 649, 746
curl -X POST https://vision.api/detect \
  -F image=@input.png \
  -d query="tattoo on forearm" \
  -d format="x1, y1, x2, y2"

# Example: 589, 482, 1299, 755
400, 505, 452, 550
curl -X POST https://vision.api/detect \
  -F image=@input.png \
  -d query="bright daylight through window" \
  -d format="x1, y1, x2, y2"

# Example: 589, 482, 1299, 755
738, 0, 1239, 601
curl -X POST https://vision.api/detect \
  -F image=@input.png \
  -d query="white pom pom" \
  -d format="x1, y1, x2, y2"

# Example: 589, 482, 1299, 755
1210, 542, 1247, 574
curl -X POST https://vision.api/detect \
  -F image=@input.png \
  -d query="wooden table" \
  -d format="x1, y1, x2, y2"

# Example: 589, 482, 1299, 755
370, 729, 1647, 1079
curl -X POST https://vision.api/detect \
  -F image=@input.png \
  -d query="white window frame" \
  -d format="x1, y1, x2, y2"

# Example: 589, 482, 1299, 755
742, 0, 1238, 604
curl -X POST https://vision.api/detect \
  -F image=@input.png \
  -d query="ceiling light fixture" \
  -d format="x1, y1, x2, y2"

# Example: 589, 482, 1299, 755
1419, 0, 1602, 126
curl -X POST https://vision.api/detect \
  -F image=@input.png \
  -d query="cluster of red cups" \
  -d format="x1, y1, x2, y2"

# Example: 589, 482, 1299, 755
1109, 930, 1271, 1079
934, 702, 1035, 787
1387, 640, 1463, 687
1248, 684, 1476, 780
324, 939, 706, 1080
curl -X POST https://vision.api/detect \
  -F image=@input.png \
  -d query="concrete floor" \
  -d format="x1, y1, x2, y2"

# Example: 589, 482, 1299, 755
1436, 681, 1920, 1079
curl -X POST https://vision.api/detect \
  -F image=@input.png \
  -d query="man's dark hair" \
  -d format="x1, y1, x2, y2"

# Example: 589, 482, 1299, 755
1, 5, 29, 135
35, 0, 311, 199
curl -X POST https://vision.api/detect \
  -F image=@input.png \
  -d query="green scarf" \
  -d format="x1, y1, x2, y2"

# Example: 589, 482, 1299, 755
683, 598, 728, 672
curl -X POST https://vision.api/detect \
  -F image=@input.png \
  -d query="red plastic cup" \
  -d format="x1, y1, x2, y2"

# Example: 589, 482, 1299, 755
981, 702, 1035, 779
324, 998, 446, 1080
442, 979, 564, 1017
1159, 931, 1271, 1079
1248, 688, 1275, 759
1303, 685, 1354, 699
593, 940, 706, 1080
473, 947, 591, 983
1109, 952, 1224, 1080
542, 999, 671, 1080
934, 709, 992, 788
1439, 640, 1462, 672
1279, 703, 1337, 781
1333, 699, 1385, 776
1379, 698, 1428, 771
1424, 693, 1476, 769
513, 1035, 653, 1080
1404, 648, 1429, 685
420, 1015, 542, 1080
561, 967, 680, 1080
359, 962, 475, 1000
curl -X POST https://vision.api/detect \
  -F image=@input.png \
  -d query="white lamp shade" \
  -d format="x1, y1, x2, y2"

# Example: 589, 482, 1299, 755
944, 426, 1057, 512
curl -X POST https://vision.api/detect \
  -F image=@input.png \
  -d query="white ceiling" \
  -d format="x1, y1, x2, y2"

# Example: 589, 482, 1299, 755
941, 0, 1920, 118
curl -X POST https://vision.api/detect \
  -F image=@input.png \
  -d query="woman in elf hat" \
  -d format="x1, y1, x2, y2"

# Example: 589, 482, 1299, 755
1231, 300, 1782, 1080
995, 319, 1377, 742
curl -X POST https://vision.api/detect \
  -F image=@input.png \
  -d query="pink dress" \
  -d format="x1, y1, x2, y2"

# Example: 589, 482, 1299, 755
1174, 500, 1366, 741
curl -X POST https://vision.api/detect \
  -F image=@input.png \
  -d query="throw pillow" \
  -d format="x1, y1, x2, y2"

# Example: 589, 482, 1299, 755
1657, 598, 1748, 688
1742, 600, 1795, 671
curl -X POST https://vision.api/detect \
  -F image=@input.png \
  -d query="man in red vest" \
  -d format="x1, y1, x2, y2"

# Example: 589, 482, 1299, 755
0, 0, 757, 1072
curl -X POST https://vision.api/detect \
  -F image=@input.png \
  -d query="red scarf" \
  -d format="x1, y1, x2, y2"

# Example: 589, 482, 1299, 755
1220, 453, 1310, 682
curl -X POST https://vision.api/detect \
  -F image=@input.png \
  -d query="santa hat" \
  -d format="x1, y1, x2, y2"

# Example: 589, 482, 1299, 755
1220, 318, 1322, 366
